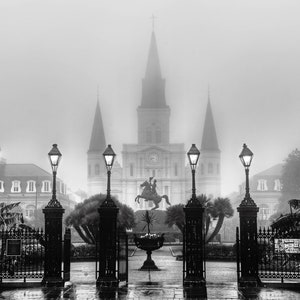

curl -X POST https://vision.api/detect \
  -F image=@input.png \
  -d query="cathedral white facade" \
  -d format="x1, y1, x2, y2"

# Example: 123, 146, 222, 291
87, 31, 221, 211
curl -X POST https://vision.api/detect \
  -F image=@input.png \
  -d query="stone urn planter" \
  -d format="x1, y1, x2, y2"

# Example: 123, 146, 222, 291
134, 233, 164, 270
134, 210, 164, 270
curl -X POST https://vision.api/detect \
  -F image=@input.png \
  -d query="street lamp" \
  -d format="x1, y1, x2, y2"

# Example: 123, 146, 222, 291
102, 144, 116, 202
187, 144, 200, 204
48, 144, 62, 206
237, 144, 260, 287
97, 144, 119, 287
184, 143, 206, 294
239, 143, 254, 204
43, 144, 64, 286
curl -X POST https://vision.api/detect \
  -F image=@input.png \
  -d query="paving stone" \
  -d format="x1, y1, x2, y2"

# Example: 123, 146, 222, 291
0, 247, 300, 299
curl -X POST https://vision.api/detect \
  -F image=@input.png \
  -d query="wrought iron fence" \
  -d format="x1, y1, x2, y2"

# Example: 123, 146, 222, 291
257, 227, 300, 280
236, 227, 241, 284
0, 228, 45, 282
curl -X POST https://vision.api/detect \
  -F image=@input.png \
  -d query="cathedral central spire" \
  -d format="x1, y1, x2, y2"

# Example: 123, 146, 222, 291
145, 31, 162, 79
138, 30, 170, 144
140, 31, 167, 109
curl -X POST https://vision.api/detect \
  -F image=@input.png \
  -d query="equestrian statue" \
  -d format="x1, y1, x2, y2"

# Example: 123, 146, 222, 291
135, 177, 171, 210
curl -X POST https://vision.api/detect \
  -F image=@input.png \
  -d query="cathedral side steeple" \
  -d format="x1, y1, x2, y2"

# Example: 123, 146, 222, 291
87, 98, 107, 196
198, 94, 221, 198
138, 30, 170, 145
201, 97, 220, 152
88, 100, 106, 153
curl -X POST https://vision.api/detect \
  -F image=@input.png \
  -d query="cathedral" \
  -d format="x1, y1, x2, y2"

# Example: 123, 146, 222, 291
87, 31, 221, 210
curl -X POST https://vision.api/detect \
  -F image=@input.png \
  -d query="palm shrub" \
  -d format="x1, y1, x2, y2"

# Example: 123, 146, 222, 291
65, 194, 135, 244
165, 195, 234, 244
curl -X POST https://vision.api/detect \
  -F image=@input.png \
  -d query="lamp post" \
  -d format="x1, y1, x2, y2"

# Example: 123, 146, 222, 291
239, 143, 254, 205
102, 144, 116, 203
47, 144, 62, 207
187, 143, 200, 203
183, 144, 206, 297
237, 143, 260, 288
42, 144, 64, 286
97, 144, 119, 288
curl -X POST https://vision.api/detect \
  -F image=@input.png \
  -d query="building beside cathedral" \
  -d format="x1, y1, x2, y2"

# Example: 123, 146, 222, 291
0, 150, 71, 222
87, 31, 221, 210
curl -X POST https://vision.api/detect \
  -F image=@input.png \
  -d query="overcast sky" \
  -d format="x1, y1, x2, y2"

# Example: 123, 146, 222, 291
1, 0, 300, 196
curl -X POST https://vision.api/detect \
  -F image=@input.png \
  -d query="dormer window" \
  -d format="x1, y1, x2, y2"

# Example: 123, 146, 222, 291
0, 181, 4, 192
11, 180, 21, 193
26, 180, 36, 192
274, 179, 281, 191
257, 179, 268, 191
42, 180, 51, 192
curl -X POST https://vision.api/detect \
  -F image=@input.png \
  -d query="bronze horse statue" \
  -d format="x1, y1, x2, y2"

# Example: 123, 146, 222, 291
135, 180, 171, 210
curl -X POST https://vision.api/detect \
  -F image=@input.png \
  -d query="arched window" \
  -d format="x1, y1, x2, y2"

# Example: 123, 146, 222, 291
174, 164, 178, 176
130, 164, 134, 177
146, 129, 152, 143
156, 128, 162, 143
259, 204, 270, 220
165, 158, 168, 176
25, 205, 35, 218
95, 164, 100, 175
0, 181, 4, 192
208, 163, 213, 174
139, 158, 143, 177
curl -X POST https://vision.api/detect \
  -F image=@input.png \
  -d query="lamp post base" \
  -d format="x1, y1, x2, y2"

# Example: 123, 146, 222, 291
96, 277, 119, 288
42, 276, 64, 287
239, 276, 261, 288
184, 278, 207, 298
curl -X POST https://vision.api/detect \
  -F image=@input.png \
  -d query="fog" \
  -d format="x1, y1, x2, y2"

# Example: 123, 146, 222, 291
1, 0, 300, 196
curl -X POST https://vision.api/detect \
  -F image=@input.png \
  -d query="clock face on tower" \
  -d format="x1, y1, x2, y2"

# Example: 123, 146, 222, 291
148, 152, 159, 164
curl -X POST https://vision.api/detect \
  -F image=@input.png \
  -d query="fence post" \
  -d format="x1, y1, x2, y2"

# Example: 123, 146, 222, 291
237, 200, 260, 288
42, 204, 65, 286
96, 199, 119, 288
63, 228, 71, 282
183, 202, 206, 297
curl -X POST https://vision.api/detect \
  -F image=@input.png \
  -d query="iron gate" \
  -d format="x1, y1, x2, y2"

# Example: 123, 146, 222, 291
182, 227, 206, 284
0, 228, 45, 282
117, 230, 128, 283
95, 230, 128, 283
257, 227, 300, 281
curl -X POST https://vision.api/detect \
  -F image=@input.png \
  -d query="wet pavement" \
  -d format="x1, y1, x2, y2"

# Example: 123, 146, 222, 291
0, 246, 299, 299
